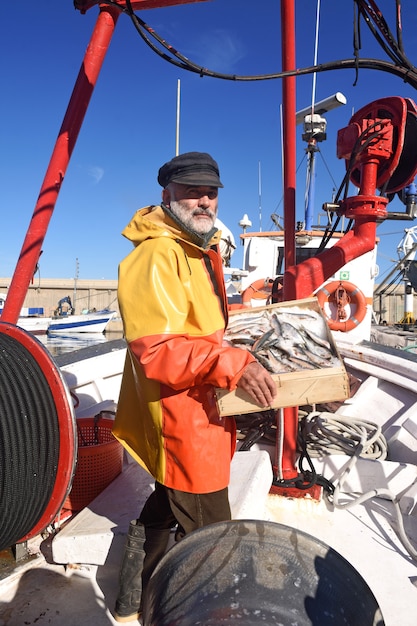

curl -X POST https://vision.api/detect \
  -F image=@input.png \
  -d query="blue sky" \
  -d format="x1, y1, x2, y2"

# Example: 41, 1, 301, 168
2, 1, 417, 282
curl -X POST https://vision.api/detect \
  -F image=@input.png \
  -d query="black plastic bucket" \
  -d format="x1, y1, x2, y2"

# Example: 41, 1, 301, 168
144, 520, 384, 625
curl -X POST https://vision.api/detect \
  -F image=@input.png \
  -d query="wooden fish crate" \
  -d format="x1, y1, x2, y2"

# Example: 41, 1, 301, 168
216, 297, 350, 416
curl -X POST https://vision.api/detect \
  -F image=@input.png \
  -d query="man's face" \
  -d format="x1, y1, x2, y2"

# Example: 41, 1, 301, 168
163, 182, 218, 235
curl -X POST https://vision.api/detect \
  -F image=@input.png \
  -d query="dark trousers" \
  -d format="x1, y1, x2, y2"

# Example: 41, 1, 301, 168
138, 481, 231, 539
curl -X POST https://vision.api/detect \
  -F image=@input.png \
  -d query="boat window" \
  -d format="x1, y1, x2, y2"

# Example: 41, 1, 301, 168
296, 248, 320, 264
275, 247, 321, 274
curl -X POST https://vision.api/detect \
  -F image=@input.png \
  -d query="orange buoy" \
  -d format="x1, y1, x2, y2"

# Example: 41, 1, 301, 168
241, 278, 274, 307
316, 281, 367, 332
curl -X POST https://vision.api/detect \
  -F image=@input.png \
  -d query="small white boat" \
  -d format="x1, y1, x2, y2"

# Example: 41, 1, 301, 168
47, 309, 117, 334
16, 315, 52, 335
1, 292, 116, 335
0, 292, 51, 334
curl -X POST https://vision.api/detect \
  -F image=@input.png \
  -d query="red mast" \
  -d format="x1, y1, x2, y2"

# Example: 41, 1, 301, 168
1, 0, 208, 324
1, 5, 120, 323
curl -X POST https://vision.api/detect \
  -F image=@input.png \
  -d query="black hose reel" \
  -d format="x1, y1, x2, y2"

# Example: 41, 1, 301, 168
0, 322, 77, 551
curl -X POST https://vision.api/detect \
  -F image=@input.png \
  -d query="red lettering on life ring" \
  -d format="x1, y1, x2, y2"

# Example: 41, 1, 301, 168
241, 278, 274, 307
316, 281, 367, 332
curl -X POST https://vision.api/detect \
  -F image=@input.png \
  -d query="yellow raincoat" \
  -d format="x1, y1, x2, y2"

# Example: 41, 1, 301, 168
113, 205, 256, 493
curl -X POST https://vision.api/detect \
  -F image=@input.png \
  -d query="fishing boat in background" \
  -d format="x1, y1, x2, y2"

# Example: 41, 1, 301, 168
15, 315, 51, 335
46, 292, 117, 335
3, 2, 417, 625
0, 292, 51, 334
0, 293, 116, 335
47, 309, 117, 334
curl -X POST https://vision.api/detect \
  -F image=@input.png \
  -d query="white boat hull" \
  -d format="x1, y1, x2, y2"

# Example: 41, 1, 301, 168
47, 311, 116, 334
16, 316, 52, 335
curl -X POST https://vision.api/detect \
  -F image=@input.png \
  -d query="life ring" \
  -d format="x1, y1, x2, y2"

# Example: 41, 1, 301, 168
241, 278, 274, 307
316, 280, 367, 332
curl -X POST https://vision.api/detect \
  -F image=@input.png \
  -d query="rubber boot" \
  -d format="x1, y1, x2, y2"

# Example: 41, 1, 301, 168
114, 521, 146, 623
114, 523, 171, 623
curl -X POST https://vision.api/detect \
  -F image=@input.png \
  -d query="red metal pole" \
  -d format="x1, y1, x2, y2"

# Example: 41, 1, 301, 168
278, 0, 299, 483
281, 0, 297, 289
1, 5, 121, 323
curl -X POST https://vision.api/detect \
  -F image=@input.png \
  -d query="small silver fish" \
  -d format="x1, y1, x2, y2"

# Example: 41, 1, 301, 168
252, 351, 278, 373
302, 334, 333, 360
252, 328, 276, 352
269, 347, 298, 372
228, 335, 256, 346
303, 327, 332, 351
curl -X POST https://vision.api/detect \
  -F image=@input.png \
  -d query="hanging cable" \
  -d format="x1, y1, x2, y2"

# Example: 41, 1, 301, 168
353, 0, 361, 86
95, 0, 417, 89
356, 0, 415, 72
395, 0, 404, 54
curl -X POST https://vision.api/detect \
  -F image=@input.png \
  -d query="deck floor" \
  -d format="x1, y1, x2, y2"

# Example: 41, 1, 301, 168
2, 451, 417, 625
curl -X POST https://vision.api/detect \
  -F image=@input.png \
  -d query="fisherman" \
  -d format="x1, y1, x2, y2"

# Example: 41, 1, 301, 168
112, 151, 277, 623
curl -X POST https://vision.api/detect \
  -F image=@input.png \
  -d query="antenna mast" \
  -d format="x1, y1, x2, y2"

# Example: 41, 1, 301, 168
258, 161, 262, 231
175, 79, 181, 156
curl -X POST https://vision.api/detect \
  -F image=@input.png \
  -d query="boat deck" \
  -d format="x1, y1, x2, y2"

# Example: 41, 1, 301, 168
1, 448, 417, 625
264, 456, 417, 626
0, 451, 273, 625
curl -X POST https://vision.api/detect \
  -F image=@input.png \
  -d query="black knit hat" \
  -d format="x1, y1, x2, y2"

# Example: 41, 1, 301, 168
158, 152, 224, 188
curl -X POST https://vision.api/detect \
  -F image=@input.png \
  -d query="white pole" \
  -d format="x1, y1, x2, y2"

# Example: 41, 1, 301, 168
310, 0, 321, 114
73, 257, 79, 312
258, 161, 262, 232
176, 79, 181, 156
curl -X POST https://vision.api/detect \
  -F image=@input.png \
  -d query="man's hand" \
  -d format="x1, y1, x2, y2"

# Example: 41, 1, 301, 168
236, 361, 277, 408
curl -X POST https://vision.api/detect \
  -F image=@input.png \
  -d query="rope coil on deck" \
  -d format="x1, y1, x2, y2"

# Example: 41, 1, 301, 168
0, 323, 76, 551
300, 411, 388, 460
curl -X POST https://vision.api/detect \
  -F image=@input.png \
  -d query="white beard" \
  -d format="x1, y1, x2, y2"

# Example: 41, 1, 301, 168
169, 199, 217, 235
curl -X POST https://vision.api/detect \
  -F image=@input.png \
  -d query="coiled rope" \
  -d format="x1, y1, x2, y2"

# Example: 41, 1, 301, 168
0, 324, 75, 551
301, 411, 417, 562
300, 411, 388, 460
